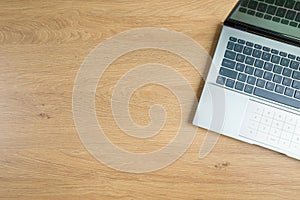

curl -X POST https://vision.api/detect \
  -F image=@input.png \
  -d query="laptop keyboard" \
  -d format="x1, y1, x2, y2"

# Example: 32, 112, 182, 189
239, 0, 300, 28
216, 36, 300, 109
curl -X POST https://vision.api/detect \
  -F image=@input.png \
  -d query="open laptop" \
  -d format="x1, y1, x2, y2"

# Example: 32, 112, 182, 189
193, 0, 300, 159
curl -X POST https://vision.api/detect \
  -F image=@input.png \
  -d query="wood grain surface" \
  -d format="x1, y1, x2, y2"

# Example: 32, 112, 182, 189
1, 0, 300, 199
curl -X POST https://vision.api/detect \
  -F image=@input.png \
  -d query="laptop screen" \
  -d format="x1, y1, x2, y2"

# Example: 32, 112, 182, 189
227, 0, 300, 43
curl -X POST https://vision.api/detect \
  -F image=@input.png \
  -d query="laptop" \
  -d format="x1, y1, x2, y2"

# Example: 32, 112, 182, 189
193, 0, 300, 159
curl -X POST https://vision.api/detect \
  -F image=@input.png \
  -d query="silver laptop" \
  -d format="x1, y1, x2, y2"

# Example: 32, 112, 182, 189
193, 0, 300, 159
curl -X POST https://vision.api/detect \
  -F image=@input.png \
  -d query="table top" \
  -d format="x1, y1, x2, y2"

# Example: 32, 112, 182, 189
1, 0, 300, 199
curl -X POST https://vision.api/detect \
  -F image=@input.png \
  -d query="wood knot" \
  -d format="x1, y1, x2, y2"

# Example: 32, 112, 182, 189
38, 113, 50, 119
214, 161, 230, 170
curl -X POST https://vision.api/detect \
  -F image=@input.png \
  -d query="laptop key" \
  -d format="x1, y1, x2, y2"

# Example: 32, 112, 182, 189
266, 81, 275, 91
296, 13, 300, 22
281, 19, 289, 25
292, 71, 300, 80
238, 73, 247, 82
272, 16, 280, 22
295, 91, 300, 99
241, 0, 250, 6
254, 44, 262, 49
227, 42, 235, 50
224, 50, 236, 60
289, 21, 298, 27
295, 2, 300, 11
219, 67, 238, 79
254, 59, 264, 68
258, 2, 268, 12
245, 56, 255, 65
253, 49, 262, 58
273, 74, 283, 83
262, 52, 271, 61
285, 88, 294, 97
225, 79, 235, 88
286, 10, 296, 20
238, 39, 245, 44
243, 46, 253, 55
244, 84, 254, 94
235, 81, 245, 91
236, 54, 246, 62
254, 88, 300, 109
222, 58, 236, 69
292, 80, 300, 89
280, 58, 290, 67
247, 76, 257, 85
239, 7, 247, 13
234, 44, 244, 52
263, 46, 271, 52
283, 77, 292, 86
290, 61, 300, 70
264, 62, 273, 71
216, 76, 226, 85
267, 5, 276, 15
263, 71, 273, 81
280, 51, 287, 57
229, 37, 237, 42
256, 79, 266, 88
282, 68, 292, 77
288, 54, 296, 60
275, 0, 285, 6
271, 49, 279, 54
284, 0, 295, 9
264, 14, 272, 20
254, 69, 263, 78
271, 55, 280, 64
256, 12, 264, 18
236, 63, 246, 72
275, 8, 287, 18
275, 85, 284, 94
248, 10, 255, 15
248, 0, 259, 9
273, 65, 283, 74
245, 65, 254, 74
246, 42, 254, 47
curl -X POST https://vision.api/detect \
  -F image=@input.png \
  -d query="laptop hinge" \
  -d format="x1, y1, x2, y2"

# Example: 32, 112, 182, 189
224, 20, 300, 48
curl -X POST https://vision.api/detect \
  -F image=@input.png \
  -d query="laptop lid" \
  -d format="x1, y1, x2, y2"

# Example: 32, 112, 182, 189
224, 0, 300, 47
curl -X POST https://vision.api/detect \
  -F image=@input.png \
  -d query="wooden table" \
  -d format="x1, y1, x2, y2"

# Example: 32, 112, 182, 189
1, 0, 300, 199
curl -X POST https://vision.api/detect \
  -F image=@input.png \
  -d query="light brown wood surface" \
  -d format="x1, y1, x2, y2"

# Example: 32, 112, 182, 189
1, 0, 300, 199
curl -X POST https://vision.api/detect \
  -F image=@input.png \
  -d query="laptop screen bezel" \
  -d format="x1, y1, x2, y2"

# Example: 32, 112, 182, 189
224, 0, 300, 48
